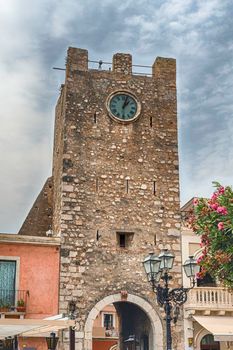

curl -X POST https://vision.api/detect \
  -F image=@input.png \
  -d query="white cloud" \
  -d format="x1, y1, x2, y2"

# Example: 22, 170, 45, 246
0, 0, 233, 231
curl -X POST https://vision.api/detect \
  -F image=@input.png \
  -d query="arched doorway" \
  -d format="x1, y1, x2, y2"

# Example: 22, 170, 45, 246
114, 301, 151, 350
84, 293, 163, 350
200, 334, 220, 350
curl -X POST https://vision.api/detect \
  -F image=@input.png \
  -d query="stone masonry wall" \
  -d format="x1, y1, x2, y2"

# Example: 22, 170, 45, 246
52, 84, 66, 235
53, 47, 183, 349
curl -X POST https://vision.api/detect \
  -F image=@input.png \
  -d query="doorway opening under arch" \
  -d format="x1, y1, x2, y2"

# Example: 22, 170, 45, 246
92, 301, 152, 350
85, 293, 163, 350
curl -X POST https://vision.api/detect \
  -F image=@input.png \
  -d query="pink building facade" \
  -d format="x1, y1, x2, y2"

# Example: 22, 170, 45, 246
0, 234, 60, 349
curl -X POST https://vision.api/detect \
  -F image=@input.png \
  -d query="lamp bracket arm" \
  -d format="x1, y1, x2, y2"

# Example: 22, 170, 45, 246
156, 285, 166, 306
168, 287, 188, 306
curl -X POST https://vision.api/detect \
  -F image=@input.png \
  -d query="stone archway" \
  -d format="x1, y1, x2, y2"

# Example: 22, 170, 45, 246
194, 328, 210, 350
109, 346, 118, 350
84, 293, 163, 350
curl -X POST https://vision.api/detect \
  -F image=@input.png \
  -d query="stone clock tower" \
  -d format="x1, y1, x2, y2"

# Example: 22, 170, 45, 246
52, 47, 183, 350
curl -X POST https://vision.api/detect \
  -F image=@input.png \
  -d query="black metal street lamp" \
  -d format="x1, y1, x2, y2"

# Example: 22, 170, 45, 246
143, 250, 199, 350
124, 335, 139, 350
3, 337, 18, 350
46, 332, 59, 350
68, 300, 77, 350
183, 256, 200, 280
4, 338, 14, 350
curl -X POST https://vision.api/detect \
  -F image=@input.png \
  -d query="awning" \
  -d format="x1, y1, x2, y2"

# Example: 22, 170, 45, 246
193, 316, 233, 341
0, 314, 75, 339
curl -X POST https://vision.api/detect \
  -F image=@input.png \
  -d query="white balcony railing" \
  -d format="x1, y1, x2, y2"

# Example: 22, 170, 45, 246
186, 287, 233, 310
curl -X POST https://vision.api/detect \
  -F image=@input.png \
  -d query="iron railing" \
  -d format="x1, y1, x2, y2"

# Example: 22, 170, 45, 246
0, 289, 29, 312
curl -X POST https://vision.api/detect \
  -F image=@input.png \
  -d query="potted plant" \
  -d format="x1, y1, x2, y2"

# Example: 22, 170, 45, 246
0, 301, 10, 312
17, 299, 26, 312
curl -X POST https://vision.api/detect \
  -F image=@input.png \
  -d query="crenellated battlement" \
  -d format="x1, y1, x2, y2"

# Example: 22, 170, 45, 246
66, 46, 176, 82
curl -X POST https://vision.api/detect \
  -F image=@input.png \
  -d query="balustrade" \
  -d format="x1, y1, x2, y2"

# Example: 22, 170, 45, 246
187, 287, 233, 310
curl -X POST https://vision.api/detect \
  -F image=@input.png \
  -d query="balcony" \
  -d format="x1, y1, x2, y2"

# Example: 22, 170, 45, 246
0, 289, 29, 316
93, 326, 119, 339
185, 287, 233, 315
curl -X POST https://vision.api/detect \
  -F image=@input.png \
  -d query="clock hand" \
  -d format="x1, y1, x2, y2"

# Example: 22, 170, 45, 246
125, 100, 130, 108
122, 96, 129, 109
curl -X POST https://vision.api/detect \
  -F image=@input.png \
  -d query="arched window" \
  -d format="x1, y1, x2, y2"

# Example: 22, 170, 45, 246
201, 334, 220, 350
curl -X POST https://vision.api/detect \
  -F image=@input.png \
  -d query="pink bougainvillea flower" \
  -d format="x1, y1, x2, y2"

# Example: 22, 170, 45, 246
197, 255, 205, 263
216, 206, 228, 215
218, 186, 225, 194
217, 222, 224, 230
211, 193, 218, 200
210, 203, 218, 210
190, 183, 233, 288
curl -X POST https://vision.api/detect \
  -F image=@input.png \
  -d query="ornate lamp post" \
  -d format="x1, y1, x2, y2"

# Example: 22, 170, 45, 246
68, 300, 76, 350
4, 338, 14, 350
143, 250, 199, 350
124, 335, 139, 350
46, 332, 59, 350
3, 337, 18, 350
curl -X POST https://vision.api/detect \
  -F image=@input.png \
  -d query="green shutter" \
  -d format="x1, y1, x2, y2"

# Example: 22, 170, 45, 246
0, 260, 16, 306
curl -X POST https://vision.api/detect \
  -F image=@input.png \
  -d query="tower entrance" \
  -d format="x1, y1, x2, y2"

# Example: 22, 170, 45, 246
84, 293, 163, 350
92, 302, 151, 350
114, 301, 151, 350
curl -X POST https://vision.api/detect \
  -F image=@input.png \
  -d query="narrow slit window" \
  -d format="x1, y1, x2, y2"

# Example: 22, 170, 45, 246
150, 116, 153, 127
126, 180, 129, 194
94, 112, 97, 124
153, 181, 156, 195
96, 178, 99, 192
154, 234, 157, 245
96, 230, 101, 241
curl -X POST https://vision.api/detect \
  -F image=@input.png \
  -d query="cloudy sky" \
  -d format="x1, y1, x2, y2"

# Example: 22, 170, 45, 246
0, 0, 233, 233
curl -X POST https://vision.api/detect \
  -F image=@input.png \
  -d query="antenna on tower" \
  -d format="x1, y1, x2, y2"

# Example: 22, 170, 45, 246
98, 60, 103, 69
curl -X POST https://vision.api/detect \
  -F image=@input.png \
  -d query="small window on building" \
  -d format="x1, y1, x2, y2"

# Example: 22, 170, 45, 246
116, 232, 134, 248
103, 313, 114, 330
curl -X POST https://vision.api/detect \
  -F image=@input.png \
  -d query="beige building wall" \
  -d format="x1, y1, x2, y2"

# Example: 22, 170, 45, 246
181, 224, 233, 350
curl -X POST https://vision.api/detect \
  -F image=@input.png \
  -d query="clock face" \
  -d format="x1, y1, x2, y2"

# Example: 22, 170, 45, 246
107, 92, 140, 122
